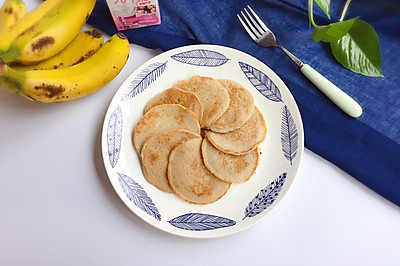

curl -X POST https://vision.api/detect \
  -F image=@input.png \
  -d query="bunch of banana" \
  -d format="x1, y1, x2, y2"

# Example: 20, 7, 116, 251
0, 0, 27, 30
0, 0, 131, 103
0, 33, 130, 102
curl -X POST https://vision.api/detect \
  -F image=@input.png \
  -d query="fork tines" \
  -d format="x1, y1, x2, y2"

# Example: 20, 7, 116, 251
237, 5, 270, 40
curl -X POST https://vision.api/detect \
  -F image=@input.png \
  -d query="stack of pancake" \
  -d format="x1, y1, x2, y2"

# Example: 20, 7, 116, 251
133, 75, 267, 205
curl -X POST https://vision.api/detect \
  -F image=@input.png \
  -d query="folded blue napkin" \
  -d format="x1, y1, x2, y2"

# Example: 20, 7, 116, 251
88, 0, 400, 206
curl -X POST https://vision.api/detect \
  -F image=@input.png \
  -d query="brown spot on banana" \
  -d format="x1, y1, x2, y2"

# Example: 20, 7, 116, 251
34, 83, 65, 98
72, 49, 97, 65
73, 56, 85, 65
90, 29, 102, 39
52, 63, 63, 69
117, 32, 127, 40
31, 36, 55, 53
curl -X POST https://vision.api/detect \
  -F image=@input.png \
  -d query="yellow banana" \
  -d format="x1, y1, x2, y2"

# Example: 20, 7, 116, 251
0, 0, 96, 65
0, 0, 61, 55
0, 0, 28, 30
0, 33, 130, 103
12, 28, 104, 71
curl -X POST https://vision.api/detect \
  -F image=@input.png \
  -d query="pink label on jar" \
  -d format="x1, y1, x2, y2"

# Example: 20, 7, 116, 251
106, 0, 161, 30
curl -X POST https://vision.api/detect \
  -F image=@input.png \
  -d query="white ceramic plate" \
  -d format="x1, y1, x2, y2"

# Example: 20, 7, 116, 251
101, 44, 304, 238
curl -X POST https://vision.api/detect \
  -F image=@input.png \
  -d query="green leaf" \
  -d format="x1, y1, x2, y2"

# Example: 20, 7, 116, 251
314, 0, 331, 20
330, 19, 384, 77
312, 18, 357, 42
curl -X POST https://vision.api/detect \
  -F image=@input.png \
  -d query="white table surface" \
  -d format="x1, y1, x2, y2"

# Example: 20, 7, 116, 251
1, 1, 399, 265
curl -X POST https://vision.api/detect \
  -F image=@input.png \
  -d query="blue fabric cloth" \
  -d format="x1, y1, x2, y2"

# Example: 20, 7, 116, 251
88, 0, 400, 206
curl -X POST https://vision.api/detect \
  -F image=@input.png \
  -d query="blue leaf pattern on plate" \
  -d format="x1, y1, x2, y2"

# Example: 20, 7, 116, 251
122, 61, 167, 101
168, 213, 236, 231
171, 49, 229, 66
107, 105, 123, 168
281, 105, 298, 165
118, 173, 161, 221
243, 173, 287, 220
239, 61, 283, 102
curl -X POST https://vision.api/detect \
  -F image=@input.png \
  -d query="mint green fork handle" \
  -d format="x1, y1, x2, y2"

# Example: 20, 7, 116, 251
300, 64, 363, 118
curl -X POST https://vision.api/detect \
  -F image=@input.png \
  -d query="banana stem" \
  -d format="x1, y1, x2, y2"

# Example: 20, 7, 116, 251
0, 62, 26, 93
0, 59, 5, 75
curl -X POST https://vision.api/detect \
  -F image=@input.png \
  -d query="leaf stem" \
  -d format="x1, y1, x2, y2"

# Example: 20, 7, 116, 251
339, 0, 352, 22
308, 0, 317, 27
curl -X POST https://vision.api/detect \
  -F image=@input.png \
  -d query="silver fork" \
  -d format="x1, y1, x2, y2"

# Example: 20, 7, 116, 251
238, 5, 362, 118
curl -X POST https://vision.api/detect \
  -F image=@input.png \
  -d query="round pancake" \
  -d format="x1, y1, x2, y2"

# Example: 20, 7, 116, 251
201, 138, 260, 183
133, 104, 200, 153
209, 79, 254, 133
141, 129, 200, 193
205, 106, 267, 155
144, 87, 203, 123
167, 137, 231, 205
175, 75, 230, 128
